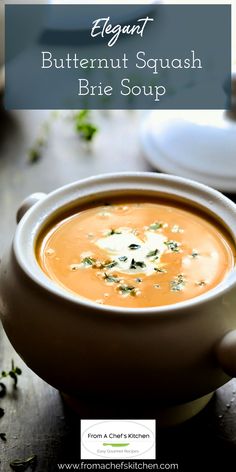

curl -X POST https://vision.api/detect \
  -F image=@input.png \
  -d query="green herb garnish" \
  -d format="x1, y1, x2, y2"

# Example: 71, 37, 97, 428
128, 244, 141, 250
104, 260, 118, 269
103, 273, 120, 284
170, 274, 186, 292
130, 259, 146, 270
82, 257, 96, 267
0, 360, 22, 389
107, 228, 122, 236
77, 123, 97, 142
191, 250, 199, 258
195, 280, 206, 287
118, 256, 128, 262
146, 249, 159, 258
149, 222, 163, 231
0, 362, 22, 451
164, 240, 180, 253
154, 267, 166, 273
28, 123, 50, 164
28, 148, 41, 164
28, 110, 98, 164
119, 285, 137, 297
74, 110, 98, 142
70, 264, 80, 271
135, 278, 142, 283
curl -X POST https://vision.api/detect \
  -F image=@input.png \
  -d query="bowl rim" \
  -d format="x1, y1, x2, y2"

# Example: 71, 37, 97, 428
13, 171, 236, 317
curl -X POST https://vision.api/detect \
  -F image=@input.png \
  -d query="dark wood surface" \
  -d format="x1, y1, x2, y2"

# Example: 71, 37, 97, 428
0, 109, 236, 471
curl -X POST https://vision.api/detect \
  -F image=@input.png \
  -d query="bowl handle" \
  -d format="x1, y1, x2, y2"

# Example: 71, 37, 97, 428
216, 330, 236, 377
16, 193, 47, 223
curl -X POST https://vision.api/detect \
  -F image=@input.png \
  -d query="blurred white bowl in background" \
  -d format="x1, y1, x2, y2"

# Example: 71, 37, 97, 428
141, 108, 236, 193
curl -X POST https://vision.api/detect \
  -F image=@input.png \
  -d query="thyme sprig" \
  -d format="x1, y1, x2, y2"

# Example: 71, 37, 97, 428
0, 360, 22, 389
195, 280, 206, 287
103, 273, 120, 284
118, 256, 128, 262
81, 257, 96, 267
128, 244, 141, 250
119, 284, 137, 297
106, 228, 122, 236
73, 110, 98, 142
28, 119, 51, 163
103, 260, 118, 269
146, 249, 159, 258
154, 267, 166, 274
164, 240, 181, 253
130, 259, 146, 270
0, 360, 22, 444
28, 110, 98, 163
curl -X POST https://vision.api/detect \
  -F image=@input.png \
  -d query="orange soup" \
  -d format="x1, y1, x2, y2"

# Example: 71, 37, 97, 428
36, 198, 236, 308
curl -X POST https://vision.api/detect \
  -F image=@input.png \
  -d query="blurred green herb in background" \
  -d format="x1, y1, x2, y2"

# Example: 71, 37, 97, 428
73, 110, 98, 142
0, 360, 22, 443
0, 359, 22, 391
28, 110, 98, 164
28, 111, 58, 164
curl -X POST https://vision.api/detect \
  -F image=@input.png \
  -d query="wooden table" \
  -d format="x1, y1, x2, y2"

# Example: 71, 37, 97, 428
0, 109, 236, 471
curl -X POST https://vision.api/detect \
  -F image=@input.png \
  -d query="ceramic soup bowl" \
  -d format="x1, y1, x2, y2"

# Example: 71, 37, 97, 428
1, 172, 236, 424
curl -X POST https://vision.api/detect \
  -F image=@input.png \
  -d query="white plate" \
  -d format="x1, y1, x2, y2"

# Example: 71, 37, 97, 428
140, 109, 236, 193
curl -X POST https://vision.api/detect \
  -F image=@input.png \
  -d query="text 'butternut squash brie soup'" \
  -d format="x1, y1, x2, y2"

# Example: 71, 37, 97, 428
36, 198, 236, 308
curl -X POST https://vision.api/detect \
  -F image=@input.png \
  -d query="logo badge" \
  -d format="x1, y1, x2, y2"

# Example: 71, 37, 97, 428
81, 420, 156, 460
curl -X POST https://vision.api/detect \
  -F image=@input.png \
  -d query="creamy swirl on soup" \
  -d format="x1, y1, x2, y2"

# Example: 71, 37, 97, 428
36, 198, 236, 308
